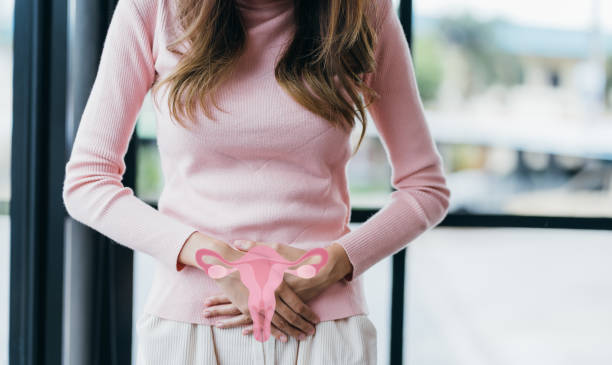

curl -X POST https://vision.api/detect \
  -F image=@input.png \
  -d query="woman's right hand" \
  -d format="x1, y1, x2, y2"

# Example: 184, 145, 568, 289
210, 269, 319, 342
178, 233, 319, 342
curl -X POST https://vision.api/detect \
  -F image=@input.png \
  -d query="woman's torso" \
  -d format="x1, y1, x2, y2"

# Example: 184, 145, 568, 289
141, 0, 372, 325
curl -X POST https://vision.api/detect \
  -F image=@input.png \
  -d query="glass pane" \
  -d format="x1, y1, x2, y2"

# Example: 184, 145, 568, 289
131, 249, 155, 365
135, 91, 163, 202
413, 0, 612, 217
361, 240, 393, 365
0, 0, 12, 362
405, 227, 612, 363
347, 127, 393, 208
346, 0, 402, 208
132, 92, 159, 364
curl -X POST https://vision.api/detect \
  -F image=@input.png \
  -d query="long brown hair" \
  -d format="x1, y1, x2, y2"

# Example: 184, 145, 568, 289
151, 0, 385, 156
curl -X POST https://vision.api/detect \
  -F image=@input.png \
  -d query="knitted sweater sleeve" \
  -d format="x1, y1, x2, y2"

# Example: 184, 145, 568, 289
335, 0, 452, 281
62, 0, 199, 272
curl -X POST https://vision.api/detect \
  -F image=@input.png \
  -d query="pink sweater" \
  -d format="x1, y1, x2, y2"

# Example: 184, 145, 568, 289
62, 0, 451, 325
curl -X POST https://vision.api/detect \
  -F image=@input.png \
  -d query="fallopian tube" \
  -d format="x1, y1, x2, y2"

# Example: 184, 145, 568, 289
195, 244, 328, 342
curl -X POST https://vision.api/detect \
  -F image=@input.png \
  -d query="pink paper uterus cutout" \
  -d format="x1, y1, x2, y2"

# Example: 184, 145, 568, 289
195, 245, 328, 342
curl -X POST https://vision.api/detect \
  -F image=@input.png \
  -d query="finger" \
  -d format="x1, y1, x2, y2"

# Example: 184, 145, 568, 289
277, 281, 321, 324
258, 241, 279, 250
203, 303, 242, 317
274, 243, 312, 263
274, 298, 314, 338
233, 239, 256, 251
242, 323, 290, 343
269, 301, 300, 340
214, 314, 252, 329
203, 295, 231, 308
241, 324, 253, 335
271, 324, 289, 342
273, 242, 291, 256
270, 297, 309, 340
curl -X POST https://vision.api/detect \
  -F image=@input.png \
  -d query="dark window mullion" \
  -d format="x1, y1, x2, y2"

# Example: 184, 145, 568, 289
10, 0, 68, 364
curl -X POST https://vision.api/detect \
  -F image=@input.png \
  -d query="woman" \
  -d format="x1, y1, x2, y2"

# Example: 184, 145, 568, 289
62, 0, 451, 363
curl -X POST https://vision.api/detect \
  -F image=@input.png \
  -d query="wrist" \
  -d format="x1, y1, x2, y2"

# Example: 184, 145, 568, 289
178, 232, 237, 269
326, 242, 353, 282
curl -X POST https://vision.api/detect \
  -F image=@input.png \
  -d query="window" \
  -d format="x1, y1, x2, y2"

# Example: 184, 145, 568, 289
414, 0, 612, 218
404, 226, 612, 364
406, 0, 612, 362
1, 0, 13, 362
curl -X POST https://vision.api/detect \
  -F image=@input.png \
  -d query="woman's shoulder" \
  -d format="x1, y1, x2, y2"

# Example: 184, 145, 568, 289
366, 0, 394, 34
124, 0, 159, 21
139, 0, 185, 41
122, 0, 185, 60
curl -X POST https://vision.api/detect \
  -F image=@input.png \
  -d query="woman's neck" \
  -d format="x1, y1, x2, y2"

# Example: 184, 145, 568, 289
234, 0, 293, 11
234, 0, 294, 30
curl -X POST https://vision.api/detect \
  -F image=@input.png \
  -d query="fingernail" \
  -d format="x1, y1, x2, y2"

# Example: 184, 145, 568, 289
280, 335, 287, 342
215, 322, 224, 328
233, 240, 248, 249
298, 334, 305, 340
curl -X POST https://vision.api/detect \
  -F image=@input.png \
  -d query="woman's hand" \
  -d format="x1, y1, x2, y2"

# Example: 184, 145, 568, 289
263, 240, 354, 302
180, 233, 322, 342
204, 239, 354, 338
209, 267, 321, 342
205, 276, 320, 342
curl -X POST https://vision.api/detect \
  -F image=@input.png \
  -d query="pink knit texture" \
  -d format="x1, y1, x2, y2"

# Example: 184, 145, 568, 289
62, 0, 451, 325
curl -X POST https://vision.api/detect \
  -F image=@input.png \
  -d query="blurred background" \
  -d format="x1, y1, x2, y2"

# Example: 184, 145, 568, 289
3, 0, 612, 364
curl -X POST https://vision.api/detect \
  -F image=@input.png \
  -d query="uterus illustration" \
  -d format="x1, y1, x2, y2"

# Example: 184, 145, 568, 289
195, 245, 328, 342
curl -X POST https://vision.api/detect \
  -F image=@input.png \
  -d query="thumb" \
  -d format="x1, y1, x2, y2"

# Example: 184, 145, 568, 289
233, 239, 255, 251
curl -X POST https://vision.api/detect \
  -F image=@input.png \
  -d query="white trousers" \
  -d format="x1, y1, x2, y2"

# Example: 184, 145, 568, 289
135, 312, 377, 365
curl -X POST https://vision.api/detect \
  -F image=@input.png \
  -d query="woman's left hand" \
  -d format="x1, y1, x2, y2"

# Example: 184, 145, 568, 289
202, 239, 353, 336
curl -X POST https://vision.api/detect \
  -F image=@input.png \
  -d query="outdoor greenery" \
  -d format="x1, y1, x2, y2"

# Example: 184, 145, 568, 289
136, 143, 164, 202
414, 34, 444, 104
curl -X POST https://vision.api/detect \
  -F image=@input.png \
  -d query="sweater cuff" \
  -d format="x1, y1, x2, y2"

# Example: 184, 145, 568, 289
335, 235, 362, 282
334, 196, 427, 281
175, 228, 200, 272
